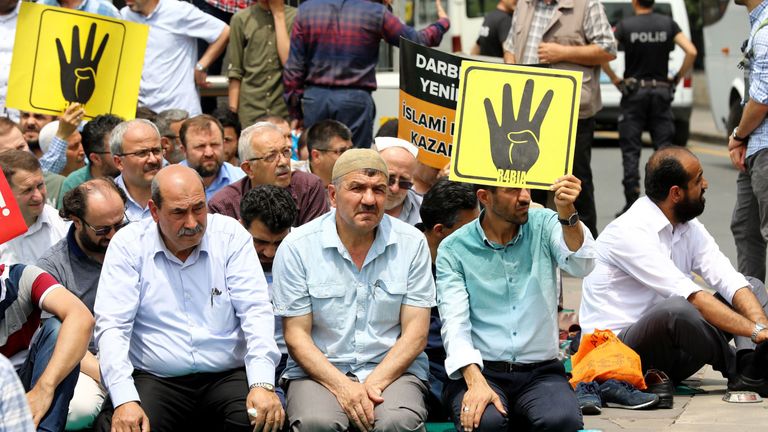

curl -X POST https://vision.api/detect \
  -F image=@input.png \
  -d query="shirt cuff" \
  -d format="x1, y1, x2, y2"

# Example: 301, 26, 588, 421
720, 273, 751, 304
403, 298, 436, 308
109, 379, 141, 408
246, 358, 277, 386
558, 222, 596, 258
445, 347, 484, 380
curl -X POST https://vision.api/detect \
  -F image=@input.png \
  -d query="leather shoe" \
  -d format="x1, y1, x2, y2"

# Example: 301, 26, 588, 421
727, 374, 768, 397
644, 369, 674, 409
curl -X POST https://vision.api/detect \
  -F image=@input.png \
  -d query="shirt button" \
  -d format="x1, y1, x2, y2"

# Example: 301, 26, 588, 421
513, 332, 517, 336
512, 306, 516, 310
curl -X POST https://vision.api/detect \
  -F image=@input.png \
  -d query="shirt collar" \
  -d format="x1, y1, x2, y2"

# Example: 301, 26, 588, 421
27, 205, 53, 235
633, 196, 691, 236
319, 210, 398, 261
751, 1, 768, 27
474, 210, 523, 250
150, 216, 210, 265
66, 224, 89, 260
115, 175, 148, 215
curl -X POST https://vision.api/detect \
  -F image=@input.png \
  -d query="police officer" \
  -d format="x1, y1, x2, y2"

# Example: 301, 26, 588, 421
602, 0, 697, 216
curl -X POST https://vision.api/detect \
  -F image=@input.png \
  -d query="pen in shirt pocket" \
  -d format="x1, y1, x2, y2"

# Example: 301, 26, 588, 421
210, 287, 222, 307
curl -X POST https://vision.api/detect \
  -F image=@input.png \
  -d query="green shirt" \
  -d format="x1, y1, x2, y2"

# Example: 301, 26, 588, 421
227, 5, 296, 126
57, 165, 93, 208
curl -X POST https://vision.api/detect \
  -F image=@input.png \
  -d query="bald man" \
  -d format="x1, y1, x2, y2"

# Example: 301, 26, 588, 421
94, 165, 283, 432
377, 139, 422, 225
581, 147, 768, 401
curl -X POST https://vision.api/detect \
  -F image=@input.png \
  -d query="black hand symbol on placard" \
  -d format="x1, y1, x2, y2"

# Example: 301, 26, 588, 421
484, 80, 554, 172
55, 23, 109, 104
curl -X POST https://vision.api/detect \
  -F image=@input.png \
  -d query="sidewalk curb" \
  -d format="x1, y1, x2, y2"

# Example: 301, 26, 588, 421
689, 131, 727, 145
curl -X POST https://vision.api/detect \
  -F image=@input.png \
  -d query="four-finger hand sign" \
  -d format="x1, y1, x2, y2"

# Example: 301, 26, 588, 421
56, 23, 109, 104
484, 80, 553, 173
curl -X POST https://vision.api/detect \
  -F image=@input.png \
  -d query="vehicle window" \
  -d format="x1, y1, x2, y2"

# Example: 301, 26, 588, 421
603, 2, 673, 27
466, 0, 498, 19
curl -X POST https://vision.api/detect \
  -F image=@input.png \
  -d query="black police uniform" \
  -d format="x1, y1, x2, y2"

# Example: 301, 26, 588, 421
615, 12, 682, 208
476, 9, 513, 57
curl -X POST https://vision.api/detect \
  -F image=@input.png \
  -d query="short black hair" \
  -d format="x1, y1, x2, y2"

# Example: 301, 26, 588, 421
644, 146, 694, 203
82, 114, 123, 159
240, 185, 297, 233
637, 0, 654, 7
212, 107, 242, 136
60, 177, 127, 221
307, 119, 352, 153
421, 179, 478, 229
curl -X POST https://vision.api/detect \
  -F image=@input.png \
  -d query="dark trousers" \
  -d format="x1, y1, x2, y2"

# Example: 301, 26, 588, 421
618, 87, 675, 194
18, 318, 80, 432
95, 368, 254, 432
193, 0, 233, 114
302, 86, 375, 149
443, 360, 583, 432
573, 117, 597, 238
618, 277, 768, 384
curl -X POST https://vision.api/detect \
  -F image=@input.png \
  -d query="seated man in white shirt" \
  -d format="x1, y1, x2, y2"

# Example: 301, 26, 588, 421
94, 165, 282, 432
0, 150, 68, 264
580, 146, 768, 400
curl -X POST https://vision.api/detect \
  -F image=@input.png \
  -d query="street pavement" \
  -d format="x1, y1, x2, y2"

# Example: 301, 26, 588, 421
562, 128, 768, 431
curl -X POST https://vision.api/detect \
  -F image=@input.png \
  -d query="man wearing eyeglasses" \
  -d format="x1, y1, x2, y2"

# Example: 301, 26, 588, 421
209, 122, 328, 226
298, 119, 354, 189
0, 150, 69, 265
38, 177, 128, 430
111, 119, 165, 222
376, 138, 422, 226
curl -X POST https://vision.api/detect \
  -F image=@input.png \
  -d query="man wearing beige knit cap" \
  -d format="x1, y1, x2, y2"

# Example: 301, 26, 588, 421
272, 149, 435, 431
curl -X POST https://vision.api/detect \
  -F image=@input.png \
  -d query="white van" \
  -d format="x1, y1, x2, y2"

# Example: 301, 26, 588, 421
595, 0, 694, 146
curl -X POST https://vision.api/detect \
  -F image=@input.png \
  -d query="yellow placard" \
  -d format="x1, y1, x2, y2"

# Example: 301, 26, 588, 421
449, 62, 583, 190
7, 3, 148, 120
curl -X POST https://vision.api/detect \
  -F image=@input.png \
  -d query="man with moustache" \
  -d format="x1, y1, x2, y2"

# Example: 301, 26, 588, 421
38, 178, 128, 430
94, 165, 282, 432
209, 121, 327, 225
580, 147, 768, 399
110, 119, 164, 221
273, 149, 435, 431
437, 175, 594, 431
58, 114, 123, 203
19, 111, 56, 154
178, 114, 245, 201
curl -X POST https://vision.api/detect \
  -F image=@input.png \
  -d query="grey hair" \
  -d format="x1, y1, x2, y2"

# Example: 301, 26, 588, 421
110, 119, 161, 156
238, 121, 282, 162
155, 109, 189, 137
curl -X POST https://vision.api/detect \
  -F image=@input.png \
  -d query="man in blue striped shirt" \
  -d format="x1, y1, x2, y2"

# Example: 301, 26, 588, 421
730, 0, 768, 283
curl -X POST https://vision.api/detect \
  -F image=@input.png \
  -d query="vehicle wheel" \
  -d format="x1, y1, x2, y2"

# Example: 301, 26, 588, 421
727, 98, 744, 134
673, 119, 690, 146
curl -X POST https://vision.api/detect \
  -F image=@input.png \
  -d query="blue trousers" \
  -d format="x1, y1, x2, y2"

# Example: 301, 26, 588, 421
443, 360, 582, 432
18, 318, 80, 432
302, 86, 375, 149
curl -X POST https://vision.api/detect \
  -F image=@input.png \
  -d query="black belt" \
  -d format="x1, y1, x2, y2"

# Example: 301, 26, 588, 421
484, 359, 559, 373
637, 79, 672, 88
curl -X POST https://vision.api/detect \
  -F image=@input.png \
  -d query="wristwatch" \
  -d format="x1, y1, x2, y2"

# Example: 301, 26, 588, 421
751, 322, 767, 343
558, 212, 579, 227
732, 127, 748, 142
249, 382, 275, 392
195, 62, 206, 72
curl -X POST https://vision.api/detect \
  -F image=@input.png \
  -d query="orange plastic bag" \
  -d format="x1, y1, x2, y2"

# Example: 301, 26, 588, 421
569, 329, 646, 390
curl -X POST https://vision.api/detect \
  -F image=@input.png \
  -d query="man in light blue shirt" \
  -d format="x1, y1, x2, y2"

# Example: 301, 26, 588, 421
37, 0, 119, 18
437, 176, 595, 431
273, 149, 435, 432
178, 114, 245, 201
94, 165, 282, 432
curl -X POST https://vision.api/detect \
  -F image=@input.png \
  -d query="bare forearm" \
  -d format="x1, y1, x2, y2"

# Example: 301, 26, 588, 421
677, 53, 696, 80
365, 330, 427, 391
560, 45, 614, 66
80, 351, 100, 383
37, 315, 93, 391
689, 290, 754, 337
601, 62, 620, 83
228, 79, 241, 112
199, 27, 230, 69
503, 51, 515, 64
737, 99, 768, 136
273, 11, 290, 65
286, 332, 349, 394
731, 287, 768, 325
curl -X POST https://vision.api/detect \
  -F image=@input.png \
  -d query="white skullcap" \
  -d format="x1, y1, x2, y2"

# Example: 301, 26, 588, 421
374, 137, 418, 158
38, 121, 59, 154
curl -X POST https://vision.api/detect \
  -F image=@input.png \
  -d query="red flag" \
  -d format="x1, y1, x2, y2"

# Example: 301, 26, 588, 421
0, 169, 27, 245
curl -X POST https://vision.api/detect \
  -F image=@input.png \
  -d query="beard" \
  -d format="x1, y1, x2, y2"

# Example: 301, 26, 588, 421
674, 193, 705, 223
77, 228, 109, 254
194, 159, 221, 178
